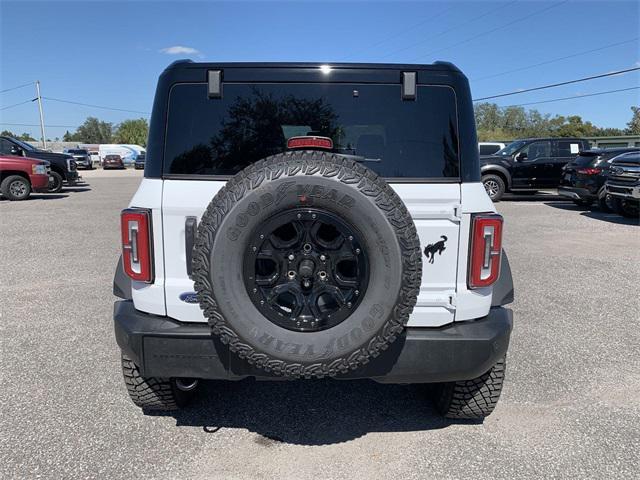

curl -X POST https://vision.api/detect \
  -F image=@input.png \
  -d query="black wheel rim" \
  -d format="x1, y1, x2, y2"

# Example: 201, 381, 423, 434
243, 208, 369, 332
49, 175, 61, 191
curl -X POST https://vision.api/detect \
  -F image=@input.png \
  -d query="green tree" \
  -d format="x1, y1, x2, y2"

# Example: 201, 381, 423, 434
69, 117, 114, 143
626, 106, 640, 135
0, 130, 36, 141
114, 118, 149, 146
474, 102, 632, 140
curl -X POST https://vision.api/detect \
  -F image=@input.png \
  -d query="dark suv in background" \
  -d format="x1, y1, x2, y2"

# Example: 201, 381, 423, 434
480, 137, 590, 201
558, 147, 639, 210
0, 136, 79, 193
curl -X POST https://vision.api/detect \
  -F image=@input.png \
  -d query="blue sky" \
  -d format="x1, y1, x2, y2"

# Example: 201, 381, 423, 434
1, 0, 638, 140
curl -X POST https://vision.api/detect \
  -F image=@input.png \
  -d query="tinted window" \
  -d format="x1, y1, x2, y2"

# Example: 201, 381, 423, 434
0, 138, 14, 155
496, 140, 526, 156
68, 149, 87, 154
521, 141, 551, 160
12, 139, 36, 151
573, 153, 598, 167
164, 83, 459, 178
557, 141, 581, 157
479, 144, 500, 155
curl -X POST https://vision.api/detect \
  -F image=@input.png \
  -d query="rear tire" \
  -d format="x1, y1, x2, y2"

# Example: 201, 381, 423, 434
1, 175, 31, 201
47, 171, 63, 193
482, 174, 506, 202
121, 354, 196, 411
433, 356, 506, 419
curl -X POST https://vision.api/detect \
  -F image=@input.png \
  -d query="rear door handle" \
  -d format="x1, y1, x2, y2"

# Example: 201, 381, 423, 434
185, 216, 197, 278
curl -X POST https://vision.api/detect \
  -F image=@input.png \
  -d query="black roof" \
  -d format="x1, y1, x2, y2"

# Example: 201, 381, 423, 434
163, 59, 462, 73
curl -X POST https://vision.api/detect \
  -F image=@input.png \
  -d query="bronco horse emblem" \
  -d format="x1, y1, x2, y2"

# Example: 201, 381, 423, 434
424, 235, 448, 264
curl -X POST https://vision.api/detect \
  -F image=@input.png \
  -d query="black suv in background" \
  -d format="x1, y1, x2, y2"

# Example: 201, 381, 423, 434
480, 137, 590, 201
0, 136, 79, 193
64, 148, 93, 169
606, 151, 640, 218
558, 147, 639, 210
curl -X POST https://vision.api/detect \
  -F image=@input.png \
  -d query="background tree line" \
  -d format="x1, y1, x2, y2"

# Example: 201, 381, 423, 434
61, 117, 149, 145
474, 104, 639, 141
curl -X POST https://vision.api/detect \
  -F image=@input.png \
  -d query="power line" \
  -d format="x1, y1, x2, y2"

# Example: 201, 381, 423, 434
473, 66, 640, 101
0, 122, 79, 128
42, 96, 150, 115
341, 5, 458, 60
379, 0, 519, 60
0, 99, 36, 111
409, 0, 569, 62
0, 82, 35, 94
505, 86, 640, 107
473, 37, 639, 81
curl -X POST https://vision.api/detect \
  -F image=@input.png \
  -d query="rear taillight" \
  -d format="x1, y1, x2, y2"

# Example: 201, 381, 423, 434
468, 213, 503, 289
287, 136, 333, 150
577, 167, 601, 175
121, 208, 153, 283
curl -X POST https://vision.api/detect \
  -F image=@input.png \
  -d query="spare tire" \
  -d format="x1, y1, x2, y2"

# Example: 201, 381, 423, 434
192, 151, 421, 378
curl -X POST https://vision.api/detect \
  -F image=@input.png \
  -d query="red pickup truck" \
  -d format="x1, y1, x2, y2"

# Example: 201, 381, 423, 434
0, 154, 50, 201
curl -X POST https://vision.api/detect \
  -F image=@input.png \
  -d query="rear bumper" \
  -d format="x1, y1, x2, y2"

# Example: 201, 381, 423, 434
114, 300, 513, 383
558, 186, 595, 200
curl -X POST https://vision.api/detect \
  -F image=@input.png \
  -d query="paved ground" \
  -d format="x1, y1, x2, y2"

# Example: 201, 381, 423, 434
1, 177, 639, 479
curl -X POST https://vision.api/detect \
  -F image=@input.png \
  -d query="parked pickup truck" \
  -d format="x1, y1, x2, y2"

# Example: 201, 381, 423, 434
480, 138, 590, 201
0, 154, 50, 200
0, 136, 79, 193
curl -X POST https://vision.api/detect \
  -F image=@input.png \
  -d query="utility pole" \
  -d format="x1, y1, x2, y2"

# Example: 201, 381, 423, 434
35, 80, 47, 149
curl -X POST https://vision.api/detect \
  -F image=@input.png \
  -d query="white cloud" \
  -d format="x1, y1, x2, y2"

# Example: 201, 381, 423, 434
159, 46, 202, 56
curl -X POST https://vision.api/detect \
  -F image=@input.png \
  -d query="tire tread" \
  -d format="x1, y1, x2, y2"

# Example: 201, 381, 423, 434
435, 356, 506, 419
192, 151, 422, 379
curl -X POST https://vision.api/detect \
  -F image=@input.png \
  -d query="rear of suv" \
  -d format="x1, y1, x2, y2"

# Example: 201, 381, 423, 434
113, 61, 514, 419
558, 147, 639, 210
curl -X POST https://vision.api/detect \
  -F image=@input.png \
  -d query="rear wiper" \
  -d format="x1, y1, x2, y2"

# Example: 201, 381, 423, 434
335, 153, 381, 163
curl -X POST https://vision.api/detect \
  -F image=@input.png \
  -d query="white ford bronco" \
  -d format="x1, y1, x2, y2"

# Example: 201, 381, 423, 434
113, 61, 514, 419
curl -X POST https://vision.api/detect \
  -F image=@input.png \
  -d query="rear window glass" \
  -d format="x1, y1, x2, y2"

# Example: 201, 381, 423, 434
164, 83, 459, 178
68, 149, 87, 154
573, 153, 598, 166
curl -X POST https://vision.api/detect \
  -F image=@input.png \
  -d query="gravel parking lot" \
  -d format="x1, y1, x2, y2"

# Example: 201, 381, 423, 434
1, 173, 639, 479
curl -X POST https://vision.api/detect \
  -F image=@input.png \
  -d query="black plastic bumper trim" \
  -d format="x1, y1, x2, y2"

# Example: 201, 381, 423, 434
114, 301, 512, 383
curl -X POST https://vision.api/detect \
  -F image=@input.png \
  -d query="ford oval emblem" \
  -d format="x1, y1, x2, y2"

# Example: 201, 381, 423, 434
179, 292, 199, 304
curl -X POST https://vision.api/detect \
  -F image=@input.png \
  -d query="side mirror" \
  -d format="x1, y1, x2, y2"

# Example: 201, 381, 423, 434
10, 145, 23, 156
515, 152, 527, 162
